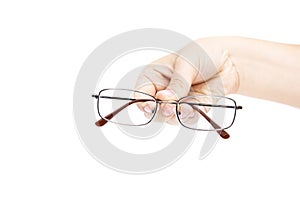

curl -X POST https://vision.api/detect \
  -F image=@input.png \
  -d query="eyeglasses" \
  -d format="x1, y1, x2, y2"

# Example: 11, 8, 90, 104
92, 88, 242, 139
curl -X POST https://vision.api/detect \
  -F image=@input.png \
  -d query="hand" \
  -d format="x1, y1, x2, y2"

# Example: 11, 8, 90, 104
135, 38, 240, 124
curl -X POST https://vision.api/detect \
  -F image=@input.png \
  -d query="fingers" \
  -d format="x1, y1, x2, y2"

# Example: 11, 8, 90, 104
135, 54, 177, 96
155, 56, 198, 123
134, 41, 219, 125
178, 103, 199, 126
167, 56, 198, 97
134, 54, 177, 119
190, 75, 225, 96
155, 90, 178, 124
155, 41, 209, 120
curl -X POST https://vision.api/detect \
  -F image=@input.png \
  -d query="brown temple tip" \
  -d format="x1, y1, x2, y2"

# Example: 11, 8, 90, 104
95, 119, 108, 127
219, 130, 230, 139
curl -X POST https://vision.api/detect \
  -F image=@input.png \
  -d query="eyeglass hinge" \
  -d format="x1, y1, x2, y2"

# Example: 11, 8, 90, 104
92, 94, 99, 99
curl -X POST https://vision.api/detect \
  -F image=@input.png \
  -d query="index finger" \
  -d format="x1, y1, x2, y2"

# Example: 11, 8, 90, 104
135, 53, 177, 96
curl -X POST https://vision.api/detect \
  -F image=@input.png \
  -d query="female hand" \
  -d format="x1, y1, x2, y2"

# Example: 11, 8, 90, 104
135, 38, 240, 124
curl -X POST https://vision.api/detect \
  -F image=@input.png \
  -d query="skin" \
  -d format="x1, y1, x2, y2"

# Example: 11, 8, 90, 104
135, 37, 300, 123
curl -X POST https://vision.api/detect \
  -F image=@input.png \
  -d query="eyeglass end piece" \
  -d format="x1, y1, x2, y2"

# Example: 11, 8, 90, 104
92, 94, 99, 99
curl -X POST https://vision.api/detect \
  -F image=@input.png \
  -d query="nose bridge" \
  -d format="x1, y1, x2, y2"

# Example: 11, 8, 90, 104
156, 99, 178, 105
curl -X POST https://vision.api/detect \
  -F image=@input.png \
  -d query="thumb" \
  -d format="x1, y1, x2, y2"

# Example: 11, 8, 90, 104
156, 56, 197, 100
155, 57, 197, 118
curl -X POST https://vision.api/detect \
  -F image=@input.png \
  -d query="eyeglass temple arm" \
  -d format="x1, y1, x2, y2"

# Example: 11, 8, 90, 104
95, 99, 151, 127
95, 103, 128, 126
191, 105, 230, 139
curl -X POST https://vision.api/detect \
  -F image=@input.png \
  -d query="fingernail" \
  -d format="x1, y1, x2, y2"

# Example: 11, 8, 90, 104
188, 111, 195, 119
162, 105, 174, 117
144, 105, 153, 114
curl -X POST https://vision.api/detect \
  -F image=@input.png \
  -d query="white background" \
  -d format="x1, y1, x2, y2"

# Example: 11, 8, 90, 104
1, 0, 300, 199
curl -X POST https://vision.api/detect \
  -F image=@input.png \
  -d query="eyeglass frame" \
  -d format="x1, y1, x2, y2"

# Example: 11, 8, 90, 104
92, 88, 242, 139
